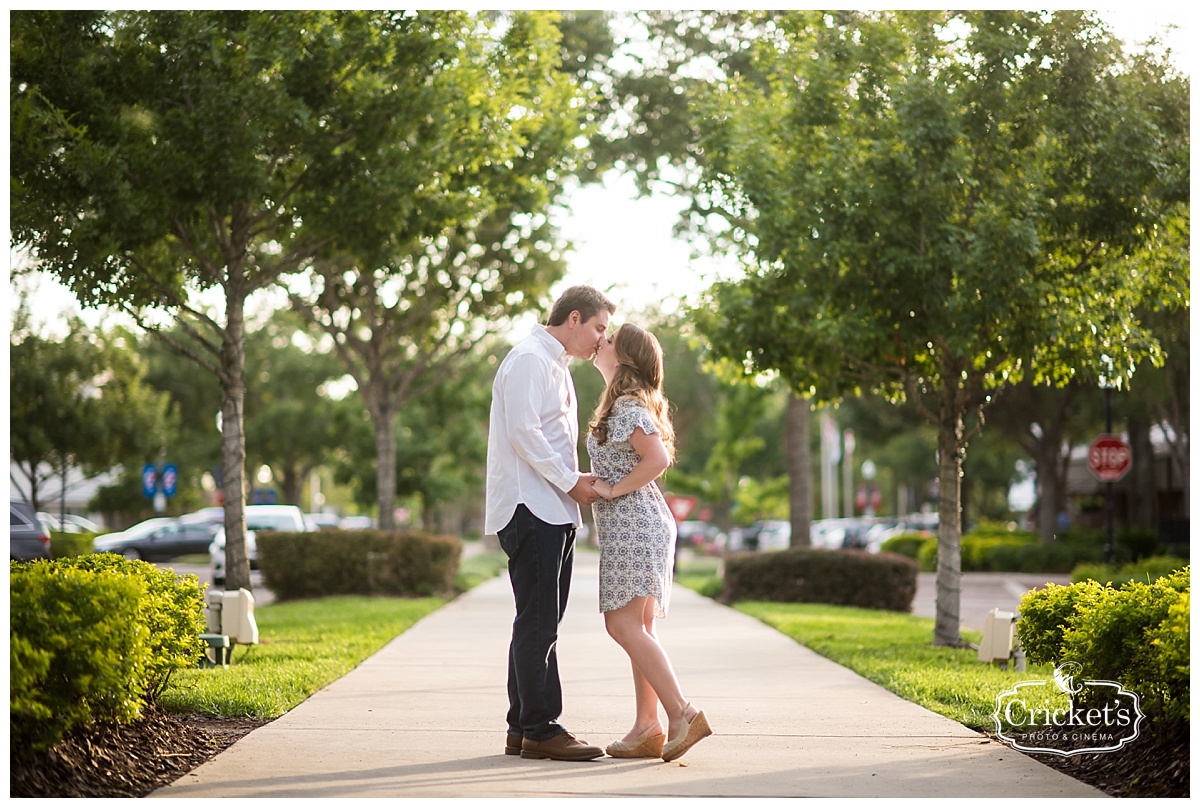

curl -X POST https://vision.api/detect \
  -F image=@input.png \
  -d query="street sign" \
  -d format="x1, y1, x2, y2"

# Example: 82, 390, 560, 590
665, 495, 698, 521
162, 464, 178, 497
1088, 434, 1131, 482
142, 464, 158, 498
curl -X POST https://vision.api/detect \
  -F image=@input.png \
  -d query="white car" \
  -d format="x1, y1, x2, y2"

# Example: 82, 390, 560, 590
210, 505, 309, 586
92, 517, 176, 552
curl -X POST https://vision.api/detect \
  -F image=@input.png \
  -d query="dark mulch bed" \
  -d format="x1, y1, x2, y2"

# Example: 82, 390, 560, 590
10, 708, 270, 798
11, 710, 1188, 798
993, 721, 1189, 798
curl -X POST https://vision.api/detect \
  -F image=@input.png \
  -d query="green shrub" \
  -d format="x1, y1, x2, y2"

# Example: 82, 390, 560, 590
878, 533, 933, 560
1016, 566, 1190, 725
913, 525, 1106, 573
1146, 591, 1190, 723
1015, 579, 1104, 666
10, 561, 152, 755
258, 530, 461, 600
49, 531, 95, 558
960, 523, 1037, 571
1071, 555, 1188, 586
917, 540, 937, 572
722, 548, 918, 612
1117, 526, 1160, 561
54, 553, 207, 695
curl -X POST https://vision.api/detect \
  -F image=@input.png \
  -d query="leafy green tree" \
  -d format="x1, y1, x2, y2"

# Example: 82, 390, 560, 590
137, 325, 222, 515
1123, 211, 1191, 524
287, 11, 591, 530
242, 311, 347, 507
10, 311, 176, 515
10, 10, 584, 586
684, 11, 1188, 645
985, 380, 1099, 539
329, 348, 493, 530
832, 396, 930, 517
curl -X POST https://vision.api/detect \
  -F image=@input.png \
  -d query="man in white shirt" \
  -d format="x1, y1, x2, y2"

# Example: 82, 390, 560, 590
486, 285, 615, 762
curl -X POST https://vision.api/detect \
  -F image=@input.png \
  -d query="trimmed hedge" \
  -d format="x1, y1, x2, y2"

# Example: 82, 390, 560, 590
258, 530, 461, 601
878, 533, 932, 559
1017, 566, 1190, 725
909, 524, 1117, 574
1071, 555, 1189, 586
721, 548, 918, 612
49, 531, 95, 558
10, 556, 206, 756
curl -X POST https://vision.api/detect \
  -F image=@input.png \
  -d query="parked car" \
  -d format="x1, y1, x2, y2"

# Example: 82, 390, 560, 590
863, 516, 937, 553
93, 518, 221, 562
181, 506, 226, 526
676, 521, 725, 554
36, 511, 59, 539
61, 513, 105, 534
11, 501, 52, 560
809, 518, 870, 550
728, 520, 791, 552
36, 511, 105, 535
210, 504, 309, 586
338, 515, 376, 530
304, 512, 341, 531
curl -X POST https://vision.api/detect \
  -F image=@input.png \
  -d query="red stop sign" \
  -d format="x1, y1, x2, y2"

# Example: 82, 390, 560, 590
1088, 434, 1131, 482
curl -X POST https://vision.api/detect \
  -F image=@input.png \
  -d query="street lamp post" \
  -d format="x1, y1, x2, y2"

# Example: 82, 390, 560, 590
1099, 359, 1117, 564
1103, 385, 1116, 563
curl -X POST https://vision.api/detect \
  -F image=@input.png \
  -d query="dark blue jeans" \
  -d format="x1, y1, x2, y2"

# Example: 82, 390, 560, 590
497, 504, 576, 742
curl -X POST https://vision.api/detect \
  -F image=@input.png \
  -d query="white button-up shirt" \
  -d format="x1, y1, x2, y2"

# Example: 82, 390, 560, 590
484, 326, 583, 535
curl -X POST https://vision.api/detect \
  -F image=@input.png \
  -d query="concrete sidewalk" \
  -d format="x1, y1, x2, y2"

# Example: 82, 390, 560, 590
153, 551, 1103, 799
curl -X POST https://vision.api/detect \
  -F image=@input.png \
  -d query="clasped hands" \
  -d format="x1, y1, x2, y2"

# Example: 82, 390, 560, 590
568, 473, 616, 505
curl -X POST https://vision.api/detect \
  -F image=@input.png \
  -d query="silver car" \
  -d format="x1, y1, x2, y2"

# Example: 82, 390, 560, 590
10, 501, 52, 560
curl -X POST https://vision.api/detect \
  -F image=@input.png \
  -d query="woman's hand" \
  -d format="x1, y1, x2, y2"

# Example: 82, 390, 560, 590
592, 479, 616, 500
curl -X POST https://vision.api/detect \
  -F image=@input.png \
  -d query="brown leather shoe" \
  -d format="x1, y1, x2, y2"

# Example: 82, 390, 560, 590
505, 732, 523, 756
520, 731, 604, 761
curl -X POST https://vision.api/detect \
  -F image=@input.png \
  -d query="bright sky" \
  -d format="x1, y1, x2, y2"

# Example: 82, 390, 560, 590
13, 9, 1190, 338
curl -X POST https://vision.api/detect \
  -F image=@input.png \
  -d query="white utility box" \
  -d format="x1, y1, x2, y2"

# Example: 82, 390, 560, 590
978, 608, 1016, 664
206, 588, 260, 646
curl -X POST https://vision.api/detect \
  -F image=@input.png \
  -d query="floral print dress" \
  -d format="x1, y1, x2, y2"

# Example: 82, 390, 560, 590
587, 397, 676, 618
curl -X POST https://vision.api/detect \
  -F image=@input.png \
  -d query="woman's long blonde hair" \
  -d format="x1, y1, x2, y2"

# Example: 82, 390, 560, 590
589, 323, 675, 462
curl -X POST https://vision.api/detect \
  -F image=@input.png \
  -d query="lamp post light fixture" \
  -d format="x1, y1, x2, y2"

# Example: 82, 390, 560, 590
1099, 358, 1117, 564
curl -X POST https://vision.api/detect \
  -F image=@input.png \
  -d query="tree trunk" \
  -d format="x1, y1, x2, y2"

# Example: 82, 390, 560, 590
1035, 438, 1062, 541
368, 396, 399, 532
1127, 416, 1157, 530
933, 386, 966, 647
786, 392, 812, 547
279, 465, 305, 507
220, 286, 251, 592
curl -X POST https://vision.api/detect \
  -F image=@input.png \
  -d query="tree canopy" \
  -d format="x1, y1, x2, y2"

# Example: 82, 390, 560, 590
11, 10, 595, 584
678, 10, 1189, 644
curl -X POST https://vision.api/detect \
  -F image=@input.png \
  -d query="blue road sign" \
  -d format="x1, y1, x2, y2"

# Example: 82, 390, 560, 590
142, 464, 158, 498
162, 464, 178, 497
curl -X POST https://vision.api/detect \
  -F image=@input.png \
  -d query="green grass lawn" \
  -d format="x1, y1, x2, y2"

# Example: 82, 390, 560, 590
160, 596, 446, 718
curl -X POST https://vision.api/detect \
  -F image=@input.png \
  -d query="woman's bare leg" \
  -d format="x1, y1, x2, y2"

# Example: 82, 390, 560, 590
604, 596, 696, 740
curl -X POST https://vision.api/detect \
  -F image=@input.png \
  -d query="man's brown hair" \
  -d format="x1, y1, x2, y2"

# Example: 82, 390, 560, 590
546, 285, 616, 326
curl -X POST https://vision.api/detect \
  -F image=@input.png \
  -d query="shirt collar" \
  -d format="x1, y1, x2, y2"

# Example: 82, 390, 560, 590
532, 325, 569, 366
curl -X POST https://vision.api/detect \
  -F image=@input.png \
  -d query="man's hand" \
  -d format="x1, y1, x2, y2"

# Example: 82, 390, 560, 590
569, 474, 601, 505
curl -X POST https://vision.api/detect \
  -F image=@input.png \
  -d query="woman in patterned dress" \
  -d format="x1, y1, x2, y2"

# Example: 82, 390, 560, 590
587, 323, 712, 762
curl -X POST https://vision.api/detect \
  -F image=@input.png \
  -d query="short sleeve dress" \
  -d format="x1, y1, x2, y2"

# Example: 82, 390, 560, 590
586, 397, 676, 619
